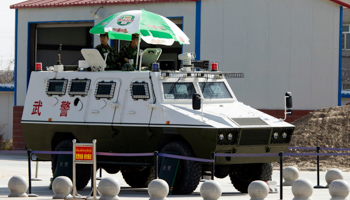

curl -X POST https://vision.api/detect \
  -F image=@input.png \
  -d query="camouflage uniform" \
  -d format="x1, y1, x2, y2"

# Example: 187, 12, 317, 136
95, 44, 119, 70
118, 42, 138, 71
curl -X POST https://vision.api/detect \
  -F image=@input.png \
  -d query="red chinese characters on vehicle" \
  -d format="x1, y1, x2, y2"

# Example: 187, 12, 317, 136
31, 100, 43, 116
60, 101, 71, 117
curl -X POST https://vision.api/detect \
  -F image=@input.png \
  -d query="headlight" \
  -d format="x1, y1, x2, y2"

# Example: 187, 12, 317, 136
227, 133, 233, 140
219, 134, 224, 140
273, 132, 279, 139
282, 132, 287, 139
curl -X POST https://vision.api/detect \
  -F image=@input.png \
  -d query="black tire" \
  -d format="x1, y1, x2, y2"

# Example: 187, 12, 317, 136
229, 163, 272, 193
121, 166, 155, 188
160, 141, 201, 194
101, 166, 120, 174
51, 140, 91, 190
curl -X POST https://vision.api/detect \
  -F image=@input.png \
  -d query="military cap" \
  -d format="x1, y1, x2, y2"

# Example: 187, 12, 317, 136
100, 33, 109, 38
132, 33, 139, 40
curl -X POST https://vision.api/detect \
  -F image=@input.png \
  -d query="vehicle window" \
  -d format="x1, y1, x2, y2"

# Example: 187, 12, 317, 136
131, 82, 150, 100
199, 82, 232, 99
46, 79, 68, 96
163, 82, 195, 99
68, 79, 91, 97
95, 82, 116, 99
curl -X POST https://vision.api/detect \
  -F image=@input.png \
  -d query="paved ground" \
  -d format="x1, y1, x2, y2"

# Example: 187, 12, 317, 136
0, 153, 346, 200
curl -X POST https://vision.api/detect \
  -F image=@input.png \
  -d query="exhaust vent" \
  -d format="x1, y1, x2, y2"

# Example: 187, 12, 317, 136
231, 118, 268, 126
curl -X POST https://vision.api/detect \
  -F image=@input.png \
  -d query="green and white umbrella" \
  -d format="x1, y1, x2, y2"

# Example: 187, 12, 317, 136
90, 9, 190, 46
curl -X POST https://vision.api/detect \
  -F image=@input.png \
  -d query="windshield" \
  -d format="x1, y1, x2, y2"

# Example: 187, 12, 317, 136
163, 82, 196, 99
199, 82, 232, 99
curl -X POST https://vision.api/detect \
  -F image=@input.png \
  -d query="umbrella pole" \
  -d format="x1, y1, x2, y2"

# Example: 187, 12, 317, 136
136, 36, 141, 71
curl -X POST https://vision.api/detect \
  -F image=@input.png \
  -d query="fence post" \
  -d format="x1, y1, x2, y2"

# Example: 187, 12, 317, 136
27, 149, 32, 194
316, 146, 320, 186
211, 152, 215, 180
31, 160, 42, 181
314, 146, 326, 188
279, 152, 283, 200
154, 151, 158, 179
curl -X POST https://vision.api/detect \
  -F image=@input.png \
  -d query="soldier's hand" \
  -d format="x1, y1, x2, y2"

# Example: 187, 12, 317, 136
124, 58, 129, 63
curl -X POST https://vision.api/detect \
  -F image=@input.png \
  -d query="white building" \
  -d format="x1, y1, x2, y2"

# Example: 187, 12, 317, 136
9, 0, 349, 149
0, 84, 14, 141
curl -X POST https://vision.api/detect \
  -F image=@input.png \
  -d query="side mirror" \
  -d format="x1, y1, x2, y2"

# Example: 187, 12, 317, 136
192, 93, 201, 110
285, 92, 292, 108
284, 92, 292, 120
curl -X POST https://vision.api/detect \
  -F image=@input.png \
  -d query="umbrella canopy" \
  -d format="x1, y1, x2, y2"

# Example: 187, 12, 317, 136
90, 9, 190, 46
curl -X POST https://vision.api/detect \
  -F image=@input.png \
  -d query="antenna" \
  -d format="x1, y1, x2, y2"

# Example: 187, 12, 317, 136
57, 44, 62, 65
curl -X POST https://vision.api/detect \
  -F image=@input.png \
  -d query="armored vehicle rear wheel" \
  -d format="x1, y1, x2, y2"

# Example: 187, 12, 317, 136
229, 163, 272, 193
161, 141, 201, 194
51, 140, 91, 190
121, 166, 154, 188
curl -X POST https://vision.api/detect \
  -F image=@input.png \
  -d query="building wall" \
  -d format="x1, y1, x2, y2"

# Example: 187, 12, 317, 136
344, 8, 350, 23
341, 97, 350, 105
0, 92, 14, 141
201, 0, 340, 110
343, 9, 350, 82
16, 2, 197, 106
15, 0, 342, 110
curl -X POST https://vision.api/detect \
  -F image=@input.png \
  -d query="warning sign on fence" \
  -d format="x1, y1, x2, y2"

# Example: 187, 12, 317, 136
72, 139, 97, 200
75, 146, 93, 161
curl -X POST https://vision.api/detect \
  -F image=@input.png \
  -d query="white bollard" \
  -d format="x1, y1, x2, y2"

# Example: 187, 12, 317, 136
248, 180, 269, 200
148, 179, 169, 200
8, 176, 28, 197
98, 177, 120, 200
52, 176, 72, 199
326, 169, 344, 187
329, 180, 350, 200
292, 179, 313, 200
283, 166, 299, 186
200, 180, 222, 200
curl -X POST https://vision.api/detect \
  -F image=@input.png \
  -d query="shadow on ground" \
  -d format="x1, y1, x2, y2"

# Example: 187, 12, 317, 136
0, 186, 249, 198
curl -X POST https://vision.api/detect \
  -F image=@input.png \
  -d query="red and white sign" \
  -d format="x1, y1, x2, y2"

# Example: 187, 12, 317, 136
75, 146, 93, 161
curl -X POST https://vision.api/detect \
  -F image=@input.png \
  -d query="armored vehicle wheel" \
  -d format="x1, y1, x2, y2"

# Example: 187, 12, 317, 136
51, 140, 92, 190
161, 141, 201, 194
121, 166, 155, 188
229, 163, 272, 193
102, 167, 120, 174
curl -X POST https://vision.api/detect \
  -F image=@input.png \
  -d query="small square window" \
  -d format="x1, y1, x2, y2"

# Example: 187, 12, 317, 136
68, 79, 91, 97
95, 82, 116, 99
46, 79, 68, 96
131, 82, 150, 100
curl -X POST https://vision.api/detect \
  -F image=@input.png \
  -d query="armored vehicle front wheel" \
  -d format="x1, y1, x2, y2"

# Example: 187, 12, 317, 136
229, 163, 272, 193
51, 140, 92, 190
161, 141, 202, 194
121, 166, 155, 188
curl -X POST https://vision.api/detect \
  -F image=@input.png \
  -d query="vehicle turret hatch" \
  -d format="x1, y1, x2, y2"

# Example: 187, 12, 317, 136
94, 81, 116, 100
163, 82, 195, 99
46, 79, 68, 96
131, 82, 150, 100
68, 79, 91, 97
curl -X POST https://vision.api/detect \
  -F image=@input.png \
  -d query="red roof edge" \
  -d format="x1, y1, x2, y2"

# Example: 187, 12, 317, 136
10, 0, 199, 9
330, 0, 350, 8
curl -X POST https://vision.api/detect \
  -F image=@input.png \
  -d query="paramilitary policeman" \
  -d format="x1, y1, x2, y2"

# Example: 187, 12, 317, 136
118, 33, 140, 71
95, 33, 119, 70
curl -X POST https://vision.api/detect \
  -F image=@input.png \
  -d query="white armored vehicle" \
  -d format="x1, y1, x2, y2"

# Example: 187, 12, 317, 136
22, 49, 294, 194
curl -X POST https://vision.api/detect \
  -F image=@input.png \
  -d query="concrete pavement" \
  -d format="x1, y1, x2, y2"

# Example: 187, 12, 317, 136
0, 153, 346, 200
